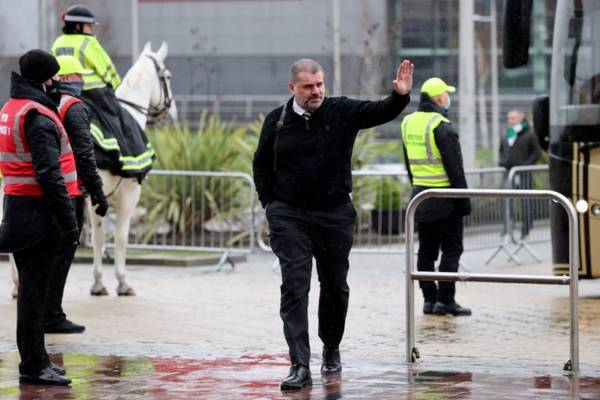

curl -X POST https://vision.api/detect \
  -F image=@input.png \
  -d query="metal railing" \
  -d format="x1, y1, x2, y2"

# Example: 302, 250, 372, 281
508, 165, 550, 259
121, 170, 256, 267
258, 167, 510, 256
404, 188, 579, 373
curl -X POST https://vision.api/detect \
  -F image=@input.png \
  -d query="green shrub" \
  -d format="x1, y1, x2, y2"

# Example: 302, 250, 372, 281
140, 112, 258, 242
373, 176, 409, 210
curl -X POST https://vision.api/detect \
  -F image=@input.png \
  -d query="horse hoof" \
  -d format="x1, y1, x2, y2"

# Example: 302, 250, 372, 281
91, 287, 109, 296
117, 287, 136, 296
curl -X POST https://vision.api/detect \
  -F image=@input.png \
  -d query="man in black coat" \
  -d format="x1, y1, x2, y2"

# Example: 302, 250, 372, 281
499, 109, 541, 238
253, 58, 413, 391
41, 55, 109, 334
0, 50, 78, 385
401, 77, 472, 317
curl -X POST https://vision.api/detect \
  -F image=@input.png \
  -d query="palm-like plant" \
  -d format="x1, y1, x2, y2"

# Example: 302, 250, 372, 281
140, 112, 259, 244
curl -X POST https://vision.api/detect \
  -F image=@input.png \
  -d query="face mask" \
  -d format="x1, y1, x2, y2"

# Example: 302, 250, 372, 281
44, 79, 62, 104
445, 96, 452, 111
60, 81, 84, 97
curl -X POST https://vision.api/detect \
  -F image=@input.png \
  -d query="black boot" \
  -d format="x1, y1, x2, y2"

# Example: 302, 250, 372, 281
49, 362, 66, 376
44, 319, 85, 334
19, 366, 71, 386
432, 301, 472, 316
423, 301, 435, 315
280, 364, 312, 391
321, 347, 342, 374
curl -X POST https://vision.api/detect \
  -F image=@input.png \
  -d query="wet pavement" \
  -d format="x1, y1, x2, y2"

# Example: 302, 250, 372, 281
2, 242, 600, 399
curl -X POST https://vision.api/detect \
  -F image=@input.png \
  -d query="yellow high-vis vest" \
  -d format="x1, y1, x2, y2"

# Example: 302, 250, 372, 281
401, 111, 451, 187
51, 34, 121, 91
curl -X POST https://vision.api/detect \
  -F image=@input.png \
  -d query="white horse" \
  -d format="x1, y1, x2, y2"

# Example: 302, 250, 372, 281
9, 41, 176, 297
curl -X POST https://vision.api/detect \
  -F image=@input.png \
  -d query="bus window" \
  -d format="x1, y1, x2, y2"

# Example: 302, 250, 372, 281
550, 0, 600, 137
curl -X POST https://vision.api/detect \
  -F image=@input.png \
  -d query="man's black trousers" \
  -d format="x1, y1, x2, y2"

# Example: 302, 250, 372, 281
267, 200, 355, 367
417, 211, 464, 304
45, 196, 85, 325
13, 236, 58, 375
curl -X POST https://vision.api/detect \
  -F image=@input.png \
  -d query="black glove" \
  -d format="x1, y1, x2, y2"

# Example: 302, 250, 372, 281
60, 227, 80, 248
91, 191, 109, 217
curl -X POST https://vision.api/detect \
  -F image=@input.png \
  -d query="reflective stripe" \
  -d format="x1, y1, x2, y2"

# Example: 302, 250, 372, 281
120, 146, 155, 171
79, 38, 90, 66
0, 152, 32, 162
424, 115, 443, 161
3, 176, 37, 185
90, 123, 120, 151
83, 81, 107, 90
63, 171, 78, 182
408, 158, 443, 165
12, 102, 34, 153
63, 15, 95, 24
416, 173, 449, 180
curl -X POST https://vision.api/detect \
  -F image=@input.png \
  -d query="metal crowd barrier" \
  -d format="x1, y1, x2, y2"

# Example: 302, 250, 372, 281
123, 170, 256, 268
507, 165, 550, 260
258, 167, 510, 256
405, 188, 579, 373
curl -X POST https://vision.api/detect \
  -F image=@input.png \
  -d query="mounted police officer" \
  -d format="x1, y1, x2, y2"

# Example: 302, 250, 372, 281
51, 4, 121, 91
0, 49, 79, 385
401, 77, 472, 317
51, 4, 154, 180
40, 55, 110, 334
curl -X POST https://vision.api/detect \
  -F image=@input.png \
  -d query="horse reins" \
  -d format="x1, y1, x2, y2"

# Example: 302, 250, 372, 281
117, 54, 173, 122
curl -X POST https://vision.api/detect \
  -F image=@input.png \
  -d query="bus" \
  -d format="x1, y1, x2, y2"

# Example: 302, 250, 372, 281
504, 0, 600, 277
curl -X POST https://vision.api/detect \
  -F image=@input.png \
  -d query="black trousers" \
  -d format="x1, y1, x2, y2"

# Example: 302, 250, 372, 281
13, 236, 59, 375
45, 196, 85, 325
267, 200, 355, 367
417, 211, 464, 304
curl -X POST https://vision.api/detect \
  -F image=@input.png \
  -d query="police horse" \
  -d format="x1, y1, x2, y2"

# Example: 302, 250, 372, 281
9, 41, 176, 297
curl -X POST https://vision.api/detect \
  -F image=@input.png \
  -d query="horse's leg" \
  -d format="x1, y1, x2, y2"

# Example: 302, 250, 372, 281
88, 197, 108, 296
10, 255, 18, 298
113, 180, 141, 296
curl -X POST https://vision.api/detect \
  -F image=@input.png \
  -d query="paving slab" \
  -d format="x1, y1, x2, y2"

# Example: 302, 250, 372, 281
0, 241, 599, 398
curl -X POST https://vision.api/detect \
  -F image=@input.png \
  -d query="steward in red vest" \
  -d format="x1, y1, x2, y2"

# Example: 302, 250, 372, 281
0, 49, 77, 386
41, 55, 109, 336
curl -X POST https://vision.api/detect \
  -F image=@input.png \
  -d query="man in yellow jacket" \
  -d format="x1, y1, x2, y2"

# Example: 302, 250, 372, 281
50, 4, 153, 179
401, 77, 472, 316
51, 4, 120, 91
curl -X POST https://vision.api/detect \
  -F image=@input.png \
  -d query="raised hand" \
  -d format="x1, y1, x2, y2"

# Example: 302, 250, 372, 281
393, 59, 414, 95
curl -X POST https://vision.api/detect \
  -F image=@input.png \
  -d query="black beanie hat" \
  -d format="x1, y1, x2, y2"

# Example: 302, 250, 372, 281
19, 49, 60, 84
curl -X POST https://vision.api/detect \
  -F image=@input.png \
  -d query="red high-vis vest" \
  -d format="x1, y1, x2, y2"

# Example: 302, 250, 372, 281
0, 98, 81, 197
58, 94, 80, 121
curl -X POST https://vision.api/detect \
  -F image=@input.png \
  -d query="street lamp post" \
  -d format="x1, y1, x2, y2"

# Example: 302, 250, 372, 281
459, 0, 476, 169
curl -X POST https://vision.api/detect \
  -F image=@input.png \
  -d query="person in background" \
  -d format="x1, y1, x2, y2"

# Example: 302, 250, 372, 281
499, 109, 541, 239
401, 77, 472, 317
41, 55, 109, 334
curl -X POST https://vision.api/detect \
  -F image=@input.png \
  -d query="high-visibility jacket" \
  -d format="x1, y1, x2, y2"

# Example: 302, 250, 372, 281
51, 34, 121, 91
0, 98, 81, 197
401, 111, 451, 187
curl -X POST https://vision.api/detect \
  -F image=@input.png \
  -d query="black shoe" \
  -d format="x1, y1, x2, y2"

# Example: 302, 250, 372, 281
45, 319, 85, 334
433, 301, 472, 316
49, 362, 66, 376
321, 347, 342, 375
19, 367, 71, 386
423, 301, 435, 315
280, 364, 312, 391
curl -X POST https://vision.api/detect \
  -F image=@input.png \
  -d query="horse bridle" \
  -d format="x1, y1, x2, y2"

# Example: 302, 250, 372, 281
118, 54, 173, 122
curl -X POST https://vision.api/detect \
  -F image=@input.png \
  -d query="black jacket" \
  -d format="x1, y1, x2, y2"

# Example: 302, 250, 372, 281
0, 72, 77, 252
253, 91, 410, 210
498, 120, 541, 170
402, 94, 471, 222
60, 89, 104, 198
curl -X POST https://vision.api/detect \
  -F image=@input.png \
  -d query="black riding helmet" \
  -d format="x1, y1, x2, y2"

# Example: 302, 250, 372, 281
61, 4, 97, 33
